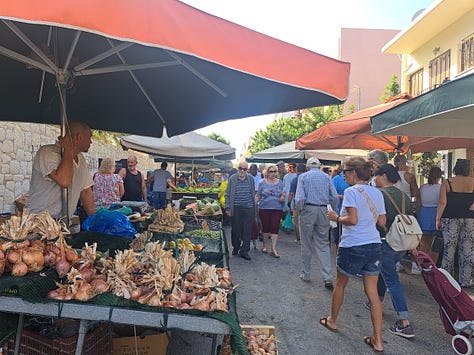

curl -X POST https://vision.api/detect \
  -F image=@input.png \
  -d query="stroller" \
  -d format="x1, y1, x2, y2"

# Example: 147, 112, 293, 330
414, 251, 474, 355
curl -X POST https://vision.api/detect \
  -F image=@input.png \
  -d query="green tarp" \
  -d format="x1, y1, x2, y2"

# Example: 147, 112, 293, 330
371, 72, 474, 139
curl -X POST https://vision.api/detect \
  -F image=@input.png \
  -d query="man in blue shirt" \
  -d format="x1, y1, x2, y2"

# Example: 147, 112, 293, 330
151, 162, 175, 209
288, 163, 307, 243
295, 157, 338, 289
332, 167, 350, 245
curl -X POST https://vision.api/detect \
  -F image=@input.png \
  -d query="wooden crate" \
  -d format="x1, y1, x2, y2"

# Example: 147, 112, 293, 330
242, 325, 277, 354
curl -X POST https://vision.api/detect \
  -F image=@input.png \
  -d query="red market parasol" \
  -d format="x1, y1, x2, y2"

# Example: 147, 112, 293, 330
0, 0, 350, 137
296, 94, 474, 153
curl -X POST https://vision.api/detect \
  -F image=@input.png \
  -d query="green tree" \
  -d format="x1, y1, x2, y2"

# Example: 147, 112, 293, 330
91, 130, 122, 145
248, 105, 346, 154
207, 132, 230, 145
380, 74, 401, 102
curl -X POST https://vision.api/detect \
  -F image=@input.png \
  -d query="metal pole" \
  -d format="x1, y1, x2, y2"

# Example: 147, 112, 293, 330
13, 313, 24, 355
59, 83, 70, 226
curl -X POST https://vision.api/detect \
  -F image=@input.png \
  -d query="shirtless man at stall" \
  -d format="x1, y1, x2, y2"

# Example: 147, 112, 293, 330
26, 120, 95, 221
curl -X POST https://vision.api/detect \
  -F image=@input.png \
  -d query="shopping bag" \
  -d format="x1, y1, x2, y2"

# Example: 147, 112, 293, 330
281, 213, 295, 234
82, 211, 137, 237
386, 213, 422, 251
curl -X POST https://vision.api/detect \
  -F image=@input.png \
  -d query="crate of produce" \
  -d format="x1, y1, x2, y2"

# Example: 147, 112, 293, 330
241, 325, 278, 355
4, 322, 111, 355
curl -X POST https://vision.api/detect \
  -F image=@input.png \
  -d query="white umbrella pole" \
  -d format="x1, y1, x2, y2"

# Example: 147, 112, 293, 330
59, 84, 70, 226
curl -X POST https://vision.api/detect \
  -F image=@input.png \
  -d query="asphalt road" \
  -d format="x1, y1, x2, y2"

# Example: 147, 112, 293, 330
226, 226, 470, 355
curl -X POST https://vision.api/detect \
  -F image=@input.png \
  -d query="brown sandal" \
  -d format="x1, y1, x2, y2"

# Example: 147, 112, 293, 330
270, 251, 280, 258
261, 248, 268, 253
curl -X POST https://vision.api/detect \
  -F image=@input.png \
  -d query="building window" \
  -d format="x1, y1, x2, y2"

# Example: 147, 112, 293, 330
460, 33, 474, 73
429, 50, 450, 90
408, 68, 423, 96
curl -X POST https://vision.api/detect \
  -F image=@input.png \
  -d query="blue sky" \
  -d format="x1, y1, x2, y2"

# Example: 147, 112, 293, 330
182, 0, 435, 156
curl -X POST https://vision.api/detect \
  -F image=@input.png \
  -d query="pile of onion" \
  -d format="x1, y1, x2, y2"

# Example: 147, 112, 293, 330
1, 239, 45, 277
244, 328, 277, 355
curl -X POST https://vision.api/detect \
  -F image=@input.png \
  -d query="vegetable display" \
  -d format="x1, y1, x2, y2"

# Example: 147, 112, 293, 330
244, 327, 277, 355
184, 229, 221, 239
47, 241, 233, 311
0, 209, 76, 277
148, 204, 184, 233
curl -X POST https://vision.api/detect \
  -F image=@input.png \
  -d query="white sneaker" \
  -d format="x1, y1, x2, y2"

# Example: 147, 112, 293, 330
411, 262, 421, 275
395, 261, 404, 273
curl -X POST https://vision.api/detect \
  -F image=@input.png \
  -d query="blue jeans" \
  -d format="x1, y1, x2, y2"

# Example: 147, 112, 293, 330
377, 240, 411, 320
152, 191, 167, 210
337, 243, 381, 277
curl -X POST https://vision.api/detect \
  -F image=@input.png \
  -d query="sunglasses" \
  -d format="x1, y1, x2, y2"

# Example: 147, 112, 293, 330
268, 170, 277, 173
343, 168, 354, 174
238, 167, 248, 171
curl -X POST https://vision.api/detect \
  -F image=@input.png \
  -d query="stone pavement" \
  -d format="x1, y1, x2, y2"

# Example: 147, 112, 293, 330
227, 227, 466, 355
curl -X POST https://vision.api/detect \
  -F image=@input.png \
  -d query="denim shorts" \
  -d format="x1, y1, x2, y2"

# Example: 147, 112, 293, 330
337, 243, 382, 277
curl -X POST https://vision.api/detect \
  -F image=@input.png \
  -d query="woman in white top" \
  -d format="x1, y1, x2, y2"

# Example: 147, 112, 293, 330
393, 154, 419, 202
324, 157, 386, 353
418, 167, 442, 255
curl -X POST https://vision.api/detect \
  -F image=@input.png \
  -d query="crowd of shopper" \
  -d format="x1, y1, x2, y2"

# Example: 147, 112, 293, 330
222, 152, 472, 353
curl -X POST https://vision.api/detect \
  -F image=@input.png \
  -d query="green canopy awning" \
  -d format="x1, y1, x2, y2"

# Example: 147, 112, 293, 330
371, 72, 474, 138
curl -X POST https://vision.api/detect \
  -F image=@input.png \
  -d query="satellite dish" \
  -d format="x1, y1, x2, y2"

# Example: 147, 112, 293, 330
412, 8, 426, 21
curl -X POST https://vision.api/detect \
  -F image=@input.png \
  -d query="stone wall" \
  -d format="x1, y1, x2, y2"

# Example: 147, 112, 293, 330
0, 122, 157, 214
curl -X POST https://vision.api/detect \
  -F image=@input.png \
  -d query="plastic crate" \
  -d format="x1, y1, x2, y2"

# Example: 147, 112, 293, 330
4, 322, 111, 355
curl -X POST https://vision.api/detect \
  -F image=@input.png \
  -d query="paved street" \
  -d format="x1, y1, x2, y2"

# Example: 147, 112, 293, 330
227, 226, 470, 355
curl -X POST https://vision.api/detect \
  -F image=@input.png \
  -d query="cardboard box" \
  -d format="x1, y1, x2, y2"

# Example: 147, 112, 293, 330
241, 325, 278, 355
112, 332, 168, 355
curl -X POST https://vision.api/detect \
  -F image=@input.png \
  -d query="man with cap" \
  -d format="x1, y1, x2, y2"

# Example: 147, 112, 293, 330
224, 161, 256, 260
276, 161, 287, 181
294, 157, 338, 289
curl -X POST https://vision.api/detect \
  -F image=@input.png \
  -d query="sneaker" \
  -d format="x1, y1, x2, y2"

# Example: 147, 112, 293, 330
239, 253, 251, 260
299, 274, 310, 282
231, 248, 239, 256
411, 262, 421, 275
389, 320, 415, 338
396, 261, 405, 273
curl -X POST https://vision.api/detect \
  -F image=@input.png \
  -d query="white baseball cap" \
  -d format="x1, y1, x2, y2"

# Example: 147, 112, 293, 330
306, 157, 321, 167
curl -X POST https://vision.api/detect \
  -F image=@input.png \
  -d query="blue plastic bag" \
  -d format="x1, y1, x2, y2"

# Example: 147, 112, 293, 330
281, 212, 295, 234
82, 211, 137, 237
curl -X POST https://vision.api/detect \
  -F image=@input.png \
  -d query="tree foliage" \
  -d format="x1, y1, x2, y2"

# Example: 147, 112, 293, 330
380, 74, 401, 102
248, 105, 346, 154
207, 132, 230, 145
91, 130, 122, 145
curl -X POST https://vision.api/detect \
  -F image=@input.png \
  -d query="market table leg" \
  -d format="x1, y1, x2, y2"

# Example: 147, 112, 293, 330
75, 319, 88, 355
13, 313, 24, 355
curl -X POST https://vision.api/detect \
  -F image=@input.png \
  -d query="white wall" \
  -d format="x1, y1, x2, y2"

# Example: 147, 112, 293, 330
0, 122, 156, 214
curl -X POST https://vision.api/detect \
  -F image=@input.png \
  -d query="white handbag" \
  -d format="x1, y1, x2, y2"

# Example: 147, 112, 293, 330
381, 189, 422, 251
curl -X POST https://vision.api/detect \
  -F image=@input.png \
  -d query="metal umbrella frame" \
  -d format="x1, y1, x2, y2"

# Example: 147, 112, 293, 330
0, 0, 350, 138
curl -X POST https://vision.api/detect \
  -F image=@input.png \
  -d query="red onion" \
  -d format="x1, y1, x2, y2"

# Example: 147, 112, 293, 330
55, 260, 71, 278
11, 262, 28, 277
7, 249, 20, 264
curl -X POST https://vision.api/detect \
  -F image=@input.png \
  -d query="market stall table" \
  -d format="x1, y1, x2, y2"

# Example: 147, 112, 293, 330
0, 228, 245, 355
0, 295, 231, 355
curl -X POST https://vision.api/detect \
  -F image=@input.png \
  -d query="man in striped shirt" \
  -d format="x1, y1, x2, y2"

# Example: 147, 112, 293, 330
225, 161, 256, 260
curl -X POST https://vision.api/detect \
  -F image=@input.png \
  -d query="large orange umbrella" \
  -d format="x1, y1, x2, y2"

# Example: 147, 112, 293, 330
0, 0, 350, 137
296, 94, 474, 153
